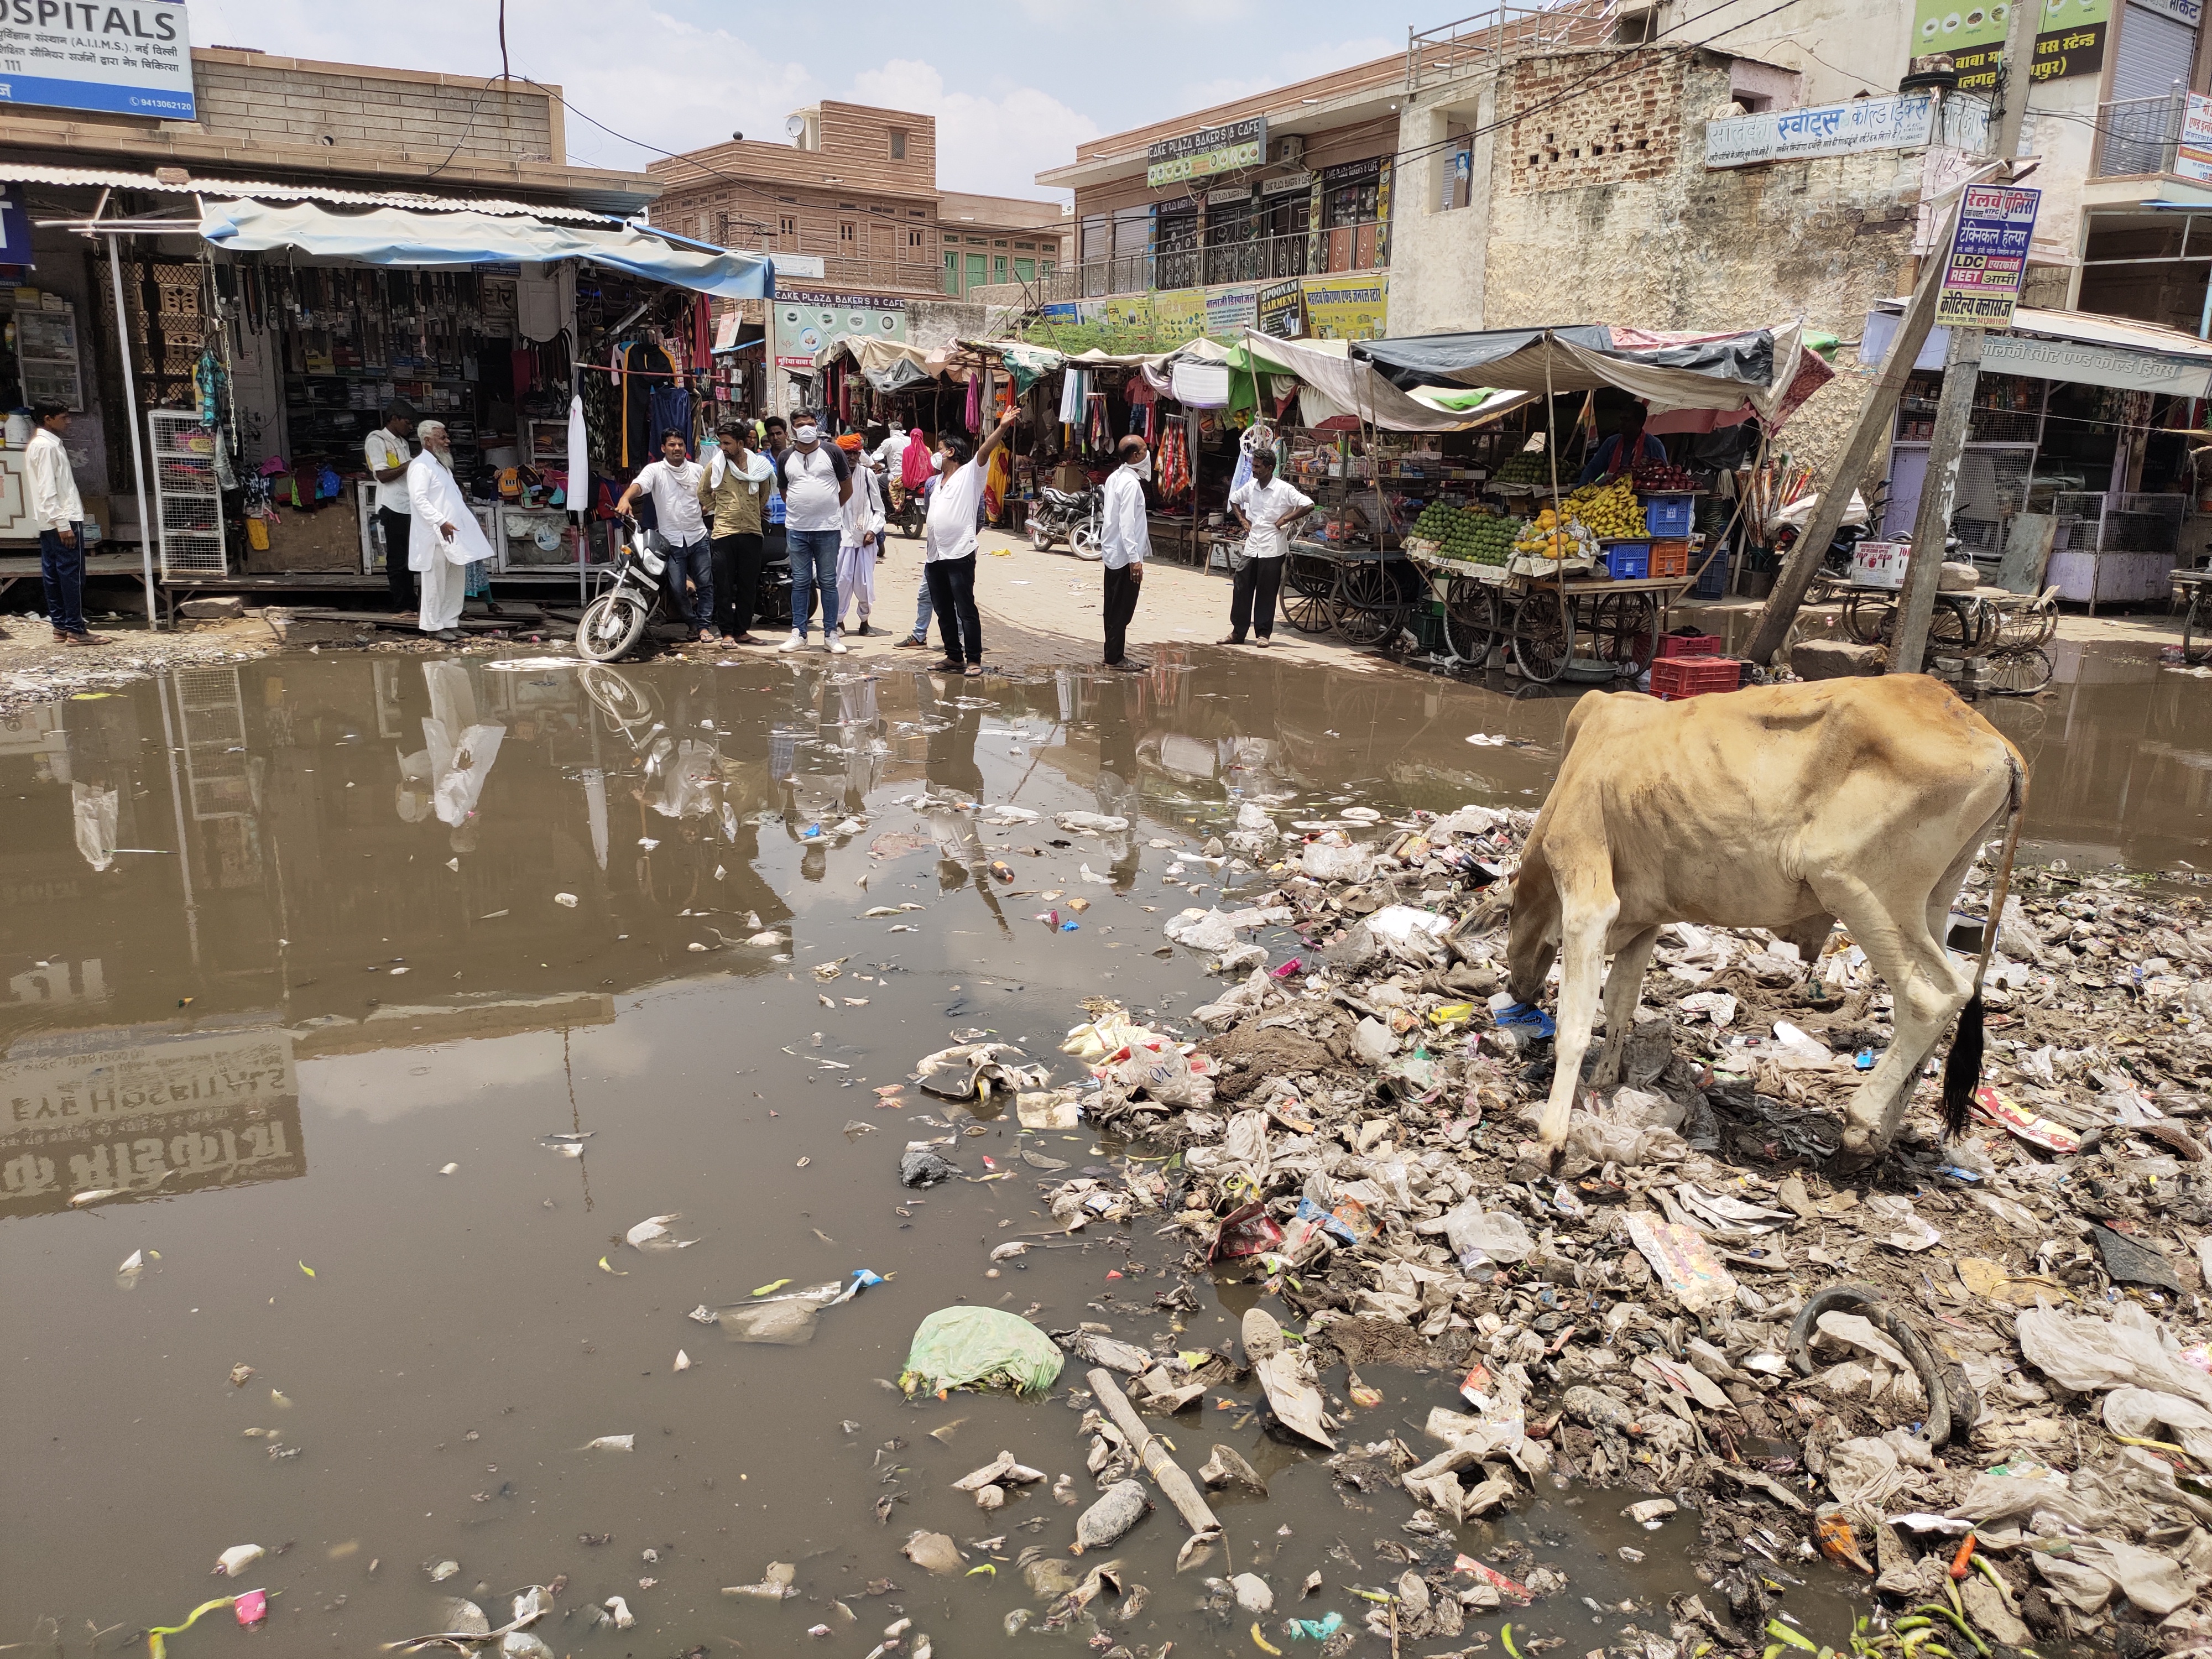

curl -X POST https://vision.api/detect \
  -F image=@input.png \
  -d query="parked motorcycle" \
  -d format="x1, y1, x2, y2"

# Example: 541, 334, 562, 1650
1029, 486, 1102, 560
575, 520, 670, 662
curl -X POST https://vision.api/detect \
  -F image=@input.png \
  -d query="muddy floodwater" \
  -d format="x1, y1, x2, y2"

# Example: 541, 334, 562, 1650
0, 640, 2197, 1656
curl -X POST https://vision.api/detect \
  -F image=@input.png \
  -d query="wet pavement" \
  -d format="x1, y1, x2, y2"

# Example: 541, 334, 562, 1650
0, 640, 2200, 1656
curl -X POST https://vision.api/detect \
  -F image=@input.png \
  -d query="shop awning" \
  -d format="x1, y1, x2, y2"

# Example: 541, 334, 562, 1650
1863, 300, 2212, 398
196, 199, 773, 299
1239, 332, 1535, 432
1349, 322, 1823, 420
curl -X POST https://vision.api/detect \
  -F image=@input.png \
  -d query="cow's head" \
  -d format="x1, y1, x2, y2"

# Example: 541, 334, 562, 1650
1500, 850, 1561, 1005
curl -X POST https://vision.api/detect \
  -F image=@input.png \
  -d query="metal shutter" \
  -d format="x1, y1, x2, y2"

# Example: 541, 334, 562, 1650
2112, 3, 2198, 102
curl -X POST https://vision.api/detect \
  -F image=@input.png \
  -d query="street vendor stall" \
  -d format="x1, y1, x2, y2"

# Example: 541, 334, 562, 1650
1333, 321, 1833, 676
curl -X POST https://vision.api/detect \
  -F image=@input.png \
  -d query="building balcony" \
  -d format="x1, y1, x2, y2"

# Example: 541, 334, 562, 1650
2095, 95, 2194, 180
1063, 227, 1386, 301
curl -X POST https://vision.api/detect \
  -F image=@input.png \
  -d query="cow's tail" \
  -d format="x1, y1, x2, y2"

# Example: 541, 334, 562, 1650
1942, 753, 2027, 1140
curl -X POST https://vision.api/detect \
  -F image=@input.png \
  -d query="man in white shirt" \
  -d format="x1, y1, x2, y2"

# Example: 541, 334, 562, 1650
1222, 450, 1314, 647
615, 429, 717, 645
836, 442, 886, 637
26, 400, 100, 646
921, 406, 1019, 677
365, 400, 416, 617
775, 411, 853, 653
407, 420, 495, 641
873, 423, 909, 476
1097, 434, 1151, 671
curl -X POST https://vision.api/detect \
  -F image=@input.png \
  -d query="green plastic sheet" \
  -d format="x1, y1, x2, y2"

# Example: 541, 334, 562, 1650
900, 1306, 1065, 1396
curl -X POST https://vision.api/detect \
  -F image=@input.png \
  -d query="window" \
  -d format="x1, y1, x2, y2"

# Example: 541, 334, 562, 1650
1015, 240, 1034, 251
890, 128, 907, 159
993, 255, 1008, 284
1040, 258, 1055, 277
909, 208, 927, 218
967, 252, 988, 290
945, 250, 961, 295
993, 238, 1008, 247
908, 227, 925, 248
839, 221, 856, 242
967, 236, 989, 246
778, 215, 797, 237
1014, 257, 1034, 283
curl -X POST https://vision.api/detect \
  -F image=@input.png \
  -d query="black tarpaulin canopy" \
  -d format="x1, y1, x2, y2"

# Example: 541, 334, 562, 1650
1351, 322, 1821, 420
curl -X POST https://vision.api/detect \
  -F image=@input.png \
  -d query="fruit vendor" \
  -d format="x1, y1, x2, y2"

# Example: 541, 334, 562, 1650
1576, 400, 1667, 486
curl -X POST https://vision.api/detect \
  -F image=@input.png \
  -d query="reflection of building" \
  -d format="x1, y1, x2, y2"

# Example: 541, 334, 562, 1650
0, 1022, 302, 1217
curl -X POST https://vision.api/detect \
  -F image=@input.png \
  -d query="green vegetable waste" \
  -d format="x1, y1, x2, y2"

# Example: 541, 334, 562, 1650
899, 1306, 1066, 1396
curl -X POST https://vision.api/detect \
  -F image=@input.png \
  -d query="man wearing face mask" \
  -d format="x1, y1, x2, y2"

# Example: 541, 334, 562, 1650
777, 411, 852, 654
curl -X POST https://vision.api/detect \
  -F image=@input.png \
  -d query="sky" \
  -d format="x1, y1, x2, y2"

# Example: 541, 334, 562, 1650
190, 0, 1412, 202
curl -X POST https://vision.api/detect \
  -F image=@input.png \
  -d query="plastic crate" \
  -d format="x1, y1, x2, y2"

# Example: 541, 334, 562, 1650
1691, 546, 1729, 599
1643, 493, 1694, 536
1656, 631, 1720, 659
1651, 655, 1744, 700
1649, 538, 1692, 580
1600, 540, 1650, 579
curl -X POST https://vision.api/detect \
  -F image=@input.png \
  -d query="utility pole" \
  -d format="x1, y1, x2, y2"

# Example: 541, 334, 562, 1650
1891, 0, 2039, 674
1746, 7, 2034, 669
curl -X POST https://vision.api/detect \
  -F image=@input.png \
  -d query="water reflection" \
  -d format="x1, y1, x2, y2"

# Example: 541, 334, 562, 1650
0, 1021, 302, 1215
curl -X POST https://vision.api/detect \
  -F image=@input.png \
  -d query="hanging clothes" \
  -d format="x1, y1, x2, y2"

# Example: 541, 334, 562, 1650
648, 385, 692, 453
964, 371, 982, 435
1057, 368, 1084, 426
618, 341, 675, 468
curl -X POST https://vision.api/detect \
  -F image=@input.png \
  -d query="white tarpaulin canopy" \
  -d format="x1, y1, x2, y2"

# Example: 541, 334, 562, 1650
1240, 332, 1535, 431
197, 199, 774, 299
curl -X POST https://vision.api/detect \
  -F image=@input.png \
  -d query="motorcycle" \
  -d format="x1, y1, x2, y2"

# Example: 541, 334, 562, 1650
1029, 485, 1102, 560
575, 520, 671, 662
891, 483, 926, 541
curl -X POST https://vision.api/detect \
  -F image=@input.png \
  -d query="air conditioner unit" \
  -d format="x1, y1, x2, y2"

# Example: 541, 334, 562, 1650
1274, 135, 1305, 165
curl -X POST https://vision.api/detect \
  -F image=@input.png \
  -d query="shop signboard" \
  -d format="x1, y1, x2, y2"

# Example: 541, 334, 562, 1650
1258, 279, 1307, 339
0, 0, 194, 118
1980, 331, 2212, 396
772, 289, 906, 370
0, 1026, 303, 1218
1912, 0, 2110, 87
2178, 92, 2212, 185
1934, 184, 2039, 329
1260, 170, 1313, 196
1301, 274, 1389, 340
2135, 0, 2201, 23
1146, 116, 1266, 188
1204, 284, 1258, 337
1705, 93, 1936, 168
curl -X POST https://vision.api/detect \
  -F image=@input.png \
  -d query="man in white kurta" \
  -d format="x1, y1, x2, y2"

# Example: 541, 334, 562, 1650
407, 420, 493, 639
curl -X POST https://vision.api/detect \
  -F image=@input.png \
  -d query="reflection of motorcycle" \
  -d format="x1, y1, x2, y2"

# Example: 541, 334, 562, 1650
1028, 487, 1102, 560
576, 520, 670, 662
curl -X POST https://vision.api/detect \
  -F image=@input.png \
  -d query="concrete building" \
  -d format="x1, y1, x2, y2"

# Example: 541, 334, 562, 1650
937, 192, 1073, 299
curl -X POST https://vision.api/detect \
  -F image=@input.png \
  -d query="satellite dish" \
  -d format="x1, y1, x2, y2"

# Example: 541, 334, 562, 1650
785, 113, 808, 143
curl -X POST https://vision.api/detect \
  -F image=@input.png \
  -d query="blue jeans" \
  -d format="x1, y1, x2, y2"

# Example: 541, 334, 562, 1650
911, 572, 933, 642
660, 537, 713, 633
40, 523, 85, 635
786, 528, 839, 639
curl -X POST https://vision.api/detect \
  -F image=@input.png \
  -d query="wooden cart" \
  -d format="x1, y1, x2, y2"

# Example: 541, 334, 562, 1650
1279, 540, 1429, 648
1828, 580, 2059, 695
1412, 550, 1691, 682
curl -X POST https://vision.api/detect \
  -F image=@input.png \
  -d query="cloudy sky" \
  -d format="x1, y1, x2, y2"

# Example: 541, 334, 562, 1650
193, 0, 1405, 202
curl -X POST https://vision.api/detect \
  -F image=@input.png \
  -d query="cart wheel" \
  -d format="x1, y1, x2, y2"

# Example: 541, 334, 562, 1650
1282, 555, 1335, 634
1331, 560, 1405, 648
1444, 578, 1504, 667
1590, 591, 1658, 676
1841, 591, 1894, 645
1931, 596, 1995, 653
1512, 586, 1573, 683
1986, 647, 2054, 696
2189, 594, 2208, 666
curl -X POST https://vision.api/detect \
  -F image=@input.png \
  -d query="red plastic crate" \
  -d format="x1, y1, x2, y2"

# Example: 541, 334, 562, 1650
1651, 655, 1743, 700
1655, 632, 1720, 659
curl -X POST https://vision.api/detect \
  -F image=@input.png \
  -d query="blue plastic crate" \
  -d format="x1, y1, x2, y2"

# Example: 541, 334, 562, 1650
1691, 545, 1729, 599
1643, 494, 1694, 536
1601, 541, 1651, 580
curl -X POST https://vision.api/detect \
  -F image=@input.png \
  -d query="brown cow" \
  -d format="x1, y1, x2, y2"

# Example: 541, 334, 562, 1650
1504, 674, 2025, 1165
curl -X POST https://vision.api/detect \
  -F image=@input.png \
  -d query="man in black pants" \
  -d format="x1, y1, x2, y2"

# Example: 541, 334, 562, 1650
1098, 433, 1150, 670
1220, 448, 1313, 647
700, 421, 771, 643
365, 401, 416, 614
920, 407, 1019, 678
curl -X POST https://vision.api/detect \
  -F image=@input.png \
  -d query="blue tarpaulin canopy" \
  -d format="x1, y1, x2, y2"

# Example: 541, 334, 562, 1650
197, 199, 774, 300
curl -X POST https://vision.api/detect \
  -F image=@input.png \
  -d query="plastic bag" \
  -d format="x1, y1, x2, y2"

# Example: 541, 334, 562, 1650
1366, 904, 1452, 963
901, 1307, 1066, 1396
1441, 1199, 1532, 1265
2017, 1303, 2212, 1410
1299, 834, 1368, 881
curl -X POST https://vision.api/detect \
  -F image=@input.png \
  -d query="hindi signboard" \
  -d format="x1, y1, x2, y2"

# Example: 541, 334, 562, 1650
2179, 92, 2212, 186
1935, 184, 2040, 330
0, 0, 194, 118
1146, 116, 1266, 189
1705, 93, 1936, 168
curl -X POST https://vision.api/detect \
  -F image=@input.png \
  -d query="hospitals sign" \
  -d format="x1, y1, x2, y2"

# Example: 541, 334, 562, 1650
0, 0, 194, 119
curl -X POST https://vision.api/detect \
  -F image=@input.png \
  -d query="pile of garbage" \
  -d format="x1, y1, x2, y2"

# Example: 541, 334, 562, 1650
906, 797, 2212, 1655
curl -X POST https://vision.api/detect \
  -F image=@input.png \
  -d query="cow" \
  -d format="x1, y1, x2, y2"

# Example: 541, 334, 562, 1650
1501, 674, 2026, 1166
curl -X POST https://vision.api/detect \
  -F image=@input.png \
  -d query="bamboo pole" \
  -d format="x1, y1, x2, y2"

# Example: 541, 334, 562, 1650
1086, 1368, 1222, 1538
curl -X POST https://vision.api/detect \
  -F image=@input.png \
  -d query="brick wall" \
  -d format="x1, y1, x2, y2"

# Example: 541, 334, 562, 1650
192, 59, 555, 161
1503, 49, 1680, 194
